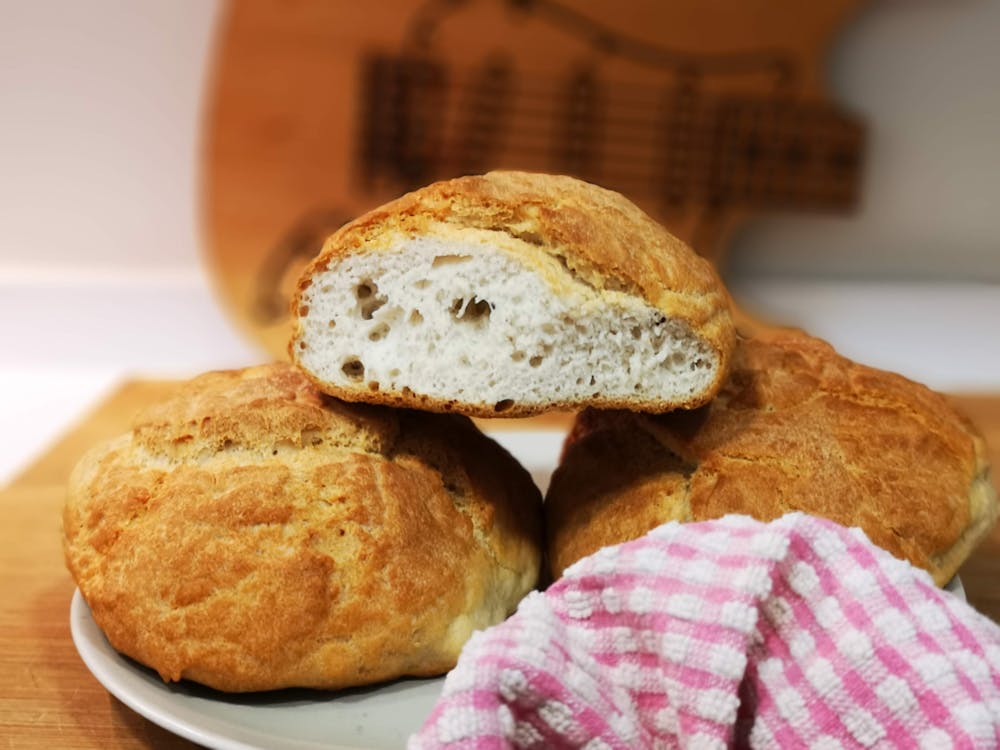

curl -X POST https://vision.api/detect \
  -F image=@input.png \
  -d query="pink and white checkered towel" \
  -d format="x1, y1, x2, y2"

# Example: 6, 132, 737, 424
409, 513, 1000, 749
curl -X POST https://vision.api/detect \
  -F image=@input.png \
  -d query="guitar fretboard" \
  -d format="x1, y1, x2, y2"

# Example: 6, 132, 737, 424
359, 53, 864, 216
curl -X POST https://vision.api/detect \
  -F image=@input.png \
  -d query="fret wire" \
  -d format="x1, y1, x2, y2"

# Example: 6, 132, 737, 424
366, 132, 844, 175
442, 83, 717, 114
442, 112, 851, 151
455, 104, 689, 131
448, 74, 675, 98
469, 92, 722, 116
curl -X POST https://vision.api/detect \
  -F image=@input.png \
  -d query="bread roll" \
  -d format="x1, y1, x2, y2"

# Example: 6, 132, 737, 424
545, 328, 998, 585
290, 171, 735, 417
63, 363, 543, 692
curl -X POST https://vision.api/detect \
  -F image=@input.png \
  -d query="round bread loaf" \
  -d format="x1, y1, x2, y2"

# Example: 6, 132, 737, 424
290, 170, 735, 417
63, 363, 543, 692
545, 328, 998, 585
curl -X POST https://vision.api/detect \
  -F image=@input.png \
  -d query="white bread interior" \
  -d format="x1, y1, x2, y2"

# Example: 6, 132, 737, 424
295, 233, 719, 415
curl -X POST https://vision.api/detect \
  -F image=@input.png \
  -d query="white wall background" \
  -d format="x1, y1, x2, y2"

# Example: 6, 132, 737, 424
0, 0, 219, 277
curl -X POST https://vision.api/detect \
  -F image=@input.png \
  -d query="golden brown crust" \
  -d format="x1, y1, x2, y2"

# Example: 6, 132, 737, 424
289, 171, 735, 414
63, 364, 543, 692
283, 372, 718, 420
546, 329, 998, 585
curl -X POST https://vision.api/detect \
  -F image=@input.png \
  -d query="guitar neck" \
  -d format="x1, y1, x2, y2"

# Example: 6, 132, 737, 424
359, 53, 864, 216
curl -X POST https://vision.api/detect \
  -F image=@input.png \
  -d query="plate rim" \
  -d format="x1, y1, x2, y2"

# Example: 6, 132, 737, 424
71, 589, 277, 750
70, 589, 442, 750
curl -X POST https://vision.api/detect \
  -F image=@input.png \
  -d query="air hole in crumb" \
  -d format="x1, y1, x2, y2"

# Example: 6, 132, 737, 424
529, 356, 543, 368
409, 310, 424, 324
494, 399, 514, 413
356, 280, 386, 320
414, 279, 430, 289
589, 375, 596, 385
341, 358, 365, 380
368, 381, 379, 392
327, 319, 336, 329
298, 341, 307, 350
368, 323, 390, 341
511, 351, 526, 362
338, 528, 345, 536
631, 326, 642, 339
298, 305, 310, 316
450, 297, 492, 322
389, 368, 400, 377
575, 377, 583, 385
432, 254, 472, 267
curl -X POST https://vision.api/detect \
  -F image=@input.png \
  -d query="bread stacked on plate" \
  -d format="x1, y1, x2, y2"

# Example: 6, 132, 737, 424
64, 170, 997, 693
63, 171, 736, 692
289, 170, 735, 416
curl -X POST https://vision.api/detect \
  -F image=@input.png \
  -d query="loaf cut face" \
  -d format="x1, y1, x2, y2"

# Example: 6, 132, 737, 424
291, 171, 735, 417
63, 363, 543, 692
545, 328, 998, 586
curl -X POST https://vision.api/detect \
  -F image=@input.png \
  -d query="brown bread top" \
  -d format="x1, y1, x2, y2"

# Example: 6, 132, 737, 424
546, 328, 997, 585
299, 171, 731, 333
64, 363, 543, 692
290, 171, 736, 415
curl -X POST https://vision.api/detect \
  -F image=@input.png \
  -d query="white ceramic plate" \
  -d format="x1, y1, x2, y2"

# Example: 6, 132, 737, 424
68, 429, 568, 750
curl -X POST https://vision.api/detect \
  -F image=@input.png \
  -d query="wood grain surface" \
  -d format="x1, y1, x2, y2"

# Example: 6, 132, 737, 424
2, 380, 998, 748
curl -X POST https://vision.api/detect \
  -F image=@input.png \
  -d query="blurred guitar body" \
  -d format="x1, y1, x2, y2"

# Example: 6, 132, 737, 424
204, 0, 866, 357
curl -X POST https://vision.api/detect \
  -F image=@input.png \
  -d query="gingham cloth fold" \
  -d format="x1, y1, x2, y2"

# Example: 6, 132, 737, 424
409, 513, 1000, 749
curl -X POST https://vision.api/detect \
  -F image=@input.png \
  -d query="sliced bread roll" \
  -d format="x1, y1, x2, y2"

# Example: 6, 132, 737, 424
63, 363, 543, 692
290, 171, 735, 417
545, 328, 998, 586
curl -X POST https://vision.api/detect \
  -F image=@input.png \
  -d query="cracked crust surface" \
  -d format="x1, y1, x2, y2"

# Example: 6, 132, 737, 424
63, 363, 543, 692
289, 170, 735, 416
546, 328, 998, 585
